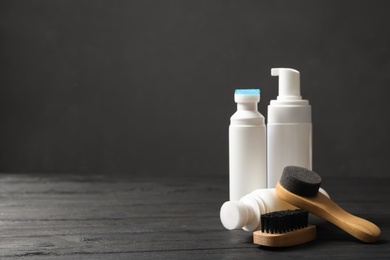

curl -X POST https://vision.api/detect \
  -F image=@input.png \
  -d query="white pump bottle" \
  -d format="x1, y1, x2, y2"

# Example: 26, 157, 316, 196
229, 89, 266, 201
267, 68, 312, 188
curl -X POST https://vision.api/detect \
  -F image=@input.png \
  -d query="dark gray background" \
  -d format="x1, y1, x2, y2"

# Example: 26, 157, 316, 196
1, 0, 389, 178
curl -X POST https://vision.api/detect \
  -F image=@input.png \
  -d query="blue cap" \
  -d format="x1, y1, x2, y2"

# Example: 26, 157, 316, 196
235, 89, 260, 95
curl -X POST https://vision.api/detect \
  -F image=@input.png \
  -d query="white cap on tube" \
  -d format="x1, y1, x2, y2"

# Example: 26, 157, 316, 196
220, 196, 263, 231
220, 201, 248, 230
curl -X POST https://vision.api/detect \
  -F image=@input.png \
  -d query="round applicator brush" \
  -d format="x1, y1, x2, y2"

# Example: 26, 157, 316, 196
275, 166, 381, 243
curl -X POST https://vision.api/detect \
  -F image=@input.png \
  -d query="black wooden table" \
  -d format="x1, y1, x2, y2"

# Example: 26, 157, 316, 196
0, 173, 388, 259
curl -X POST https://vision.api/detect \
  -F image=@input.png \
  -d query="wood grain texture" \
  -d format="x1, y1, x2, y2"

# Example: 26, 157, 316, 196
253, 225, 316, 247
276, 182, 381, 243
0, 174, 388, 259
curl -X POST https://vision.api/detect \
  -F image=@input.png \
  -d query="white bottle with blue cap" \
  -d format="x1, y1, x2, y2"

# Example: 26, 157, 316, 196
267, 68, 312, 188
229, 89, 266, 201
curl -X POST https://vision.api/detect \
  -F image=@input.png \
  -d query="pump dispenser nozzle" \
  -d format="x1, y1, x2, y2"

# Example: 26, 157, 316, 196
271, 68, 301, 101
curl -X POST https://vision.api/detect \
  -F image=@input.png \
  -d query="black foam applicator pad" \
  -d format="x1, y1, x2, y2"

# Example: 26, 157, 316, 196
279, 166, 322, 197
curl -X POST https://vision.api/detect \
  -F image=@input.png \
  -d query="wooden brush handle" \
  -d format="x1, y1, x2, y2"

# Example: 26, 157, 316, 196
253, 225, 316, 247
276, 182, 381, 243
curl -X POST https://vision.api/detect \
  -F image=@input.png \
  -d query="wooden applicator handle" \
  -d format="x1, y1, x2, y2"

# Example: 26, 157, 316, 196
276, 182, 381, 243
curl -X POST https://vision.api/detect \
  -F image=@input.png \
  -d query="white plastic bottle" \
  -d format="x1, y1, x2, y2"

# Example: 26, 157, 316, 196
267, 68, 312, 188
220, 188, 329, 231
229, 89, 266, 201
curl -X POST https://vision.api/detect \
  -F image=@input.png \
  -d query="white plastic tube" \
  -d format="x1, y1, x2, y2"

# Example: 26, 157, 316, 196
229, 89, 266, 201
220, 188, 329, 232
267, 68, 312, 188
